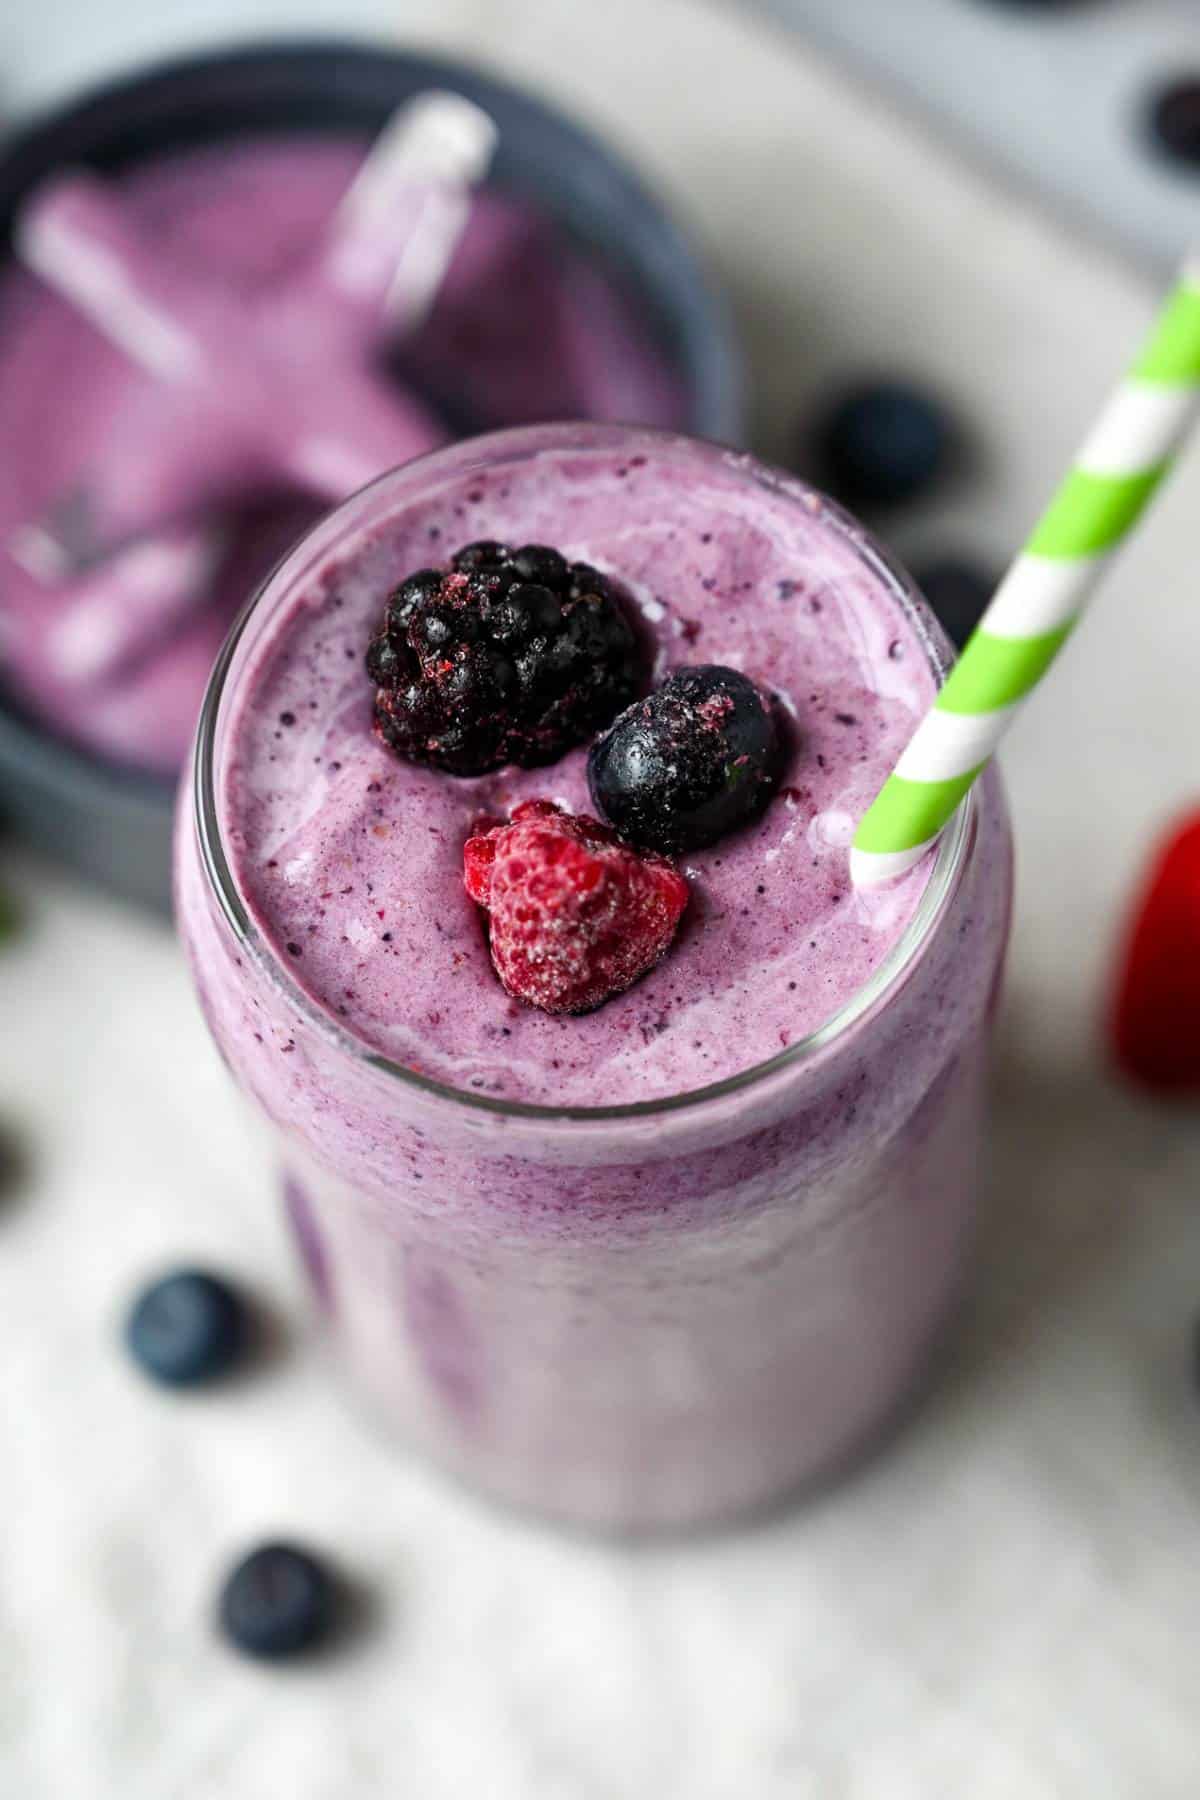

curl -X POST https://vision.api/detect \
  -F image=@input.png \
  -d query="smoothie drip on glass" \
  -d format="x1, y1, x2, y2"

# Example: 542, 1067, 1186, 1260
178, 424, 1011, 1530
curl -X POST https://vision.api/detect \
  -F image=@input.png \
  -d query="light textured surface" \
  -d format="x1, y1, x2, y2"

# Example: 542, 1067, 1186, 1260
751, 0, 1200, 278
3, 2, 1200, 1795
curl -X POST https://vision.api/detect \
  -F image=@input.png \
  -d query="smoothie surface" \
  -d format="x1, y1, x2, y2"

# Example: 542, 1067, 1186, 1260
223, 434, 938, 1106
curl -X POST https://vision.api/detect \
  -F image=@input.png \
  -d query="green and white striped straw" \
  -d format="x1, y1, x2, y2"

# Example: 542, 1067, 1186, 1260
851, 253, 1200, 889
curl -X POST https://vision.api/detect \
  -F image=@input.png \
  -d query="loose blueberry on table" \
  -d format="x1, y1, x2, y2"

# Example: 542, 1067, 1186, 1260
914, 555, 996, 651
813, 380, 951, 508
125, 1268, 247, 1387
1146, 79, 1200, 172
217, 1541, 337, 1661
0, 1120, 25, 1207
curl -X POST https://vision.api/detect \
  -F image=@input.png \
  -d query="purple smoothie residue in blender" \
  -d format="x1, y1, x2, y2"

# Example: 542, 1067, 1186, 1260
0, 134, 686, 775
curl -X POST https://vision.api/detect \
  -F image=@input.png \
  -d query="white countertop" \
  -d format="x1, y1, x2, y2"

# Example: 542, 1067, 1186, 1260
4, 2, 1200, 1795
752, 0, 1200, 277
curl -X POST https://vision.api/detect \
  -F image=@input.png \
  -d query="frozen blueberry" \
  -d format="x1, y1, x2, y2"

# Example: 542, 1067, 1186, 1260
1147, 79, 1200, 170
589, 665, 784, 855
814, 381, 951, 507
217, 1542, 337, 1660
125, 1269, 246, 1387
914, 555, 996, 650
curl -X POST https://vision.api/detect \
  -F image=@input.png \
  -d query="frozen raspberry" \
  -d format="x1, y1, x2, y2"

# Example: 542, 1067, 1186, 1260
463, 800, 688, 1015
367, 541, 644, 776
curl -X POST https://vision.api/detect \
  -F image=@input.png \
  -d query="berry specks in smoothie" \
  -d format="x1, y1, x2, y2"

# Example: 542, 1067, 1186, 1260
588, 665, 784, 855
464, 801, 688, 1015
367, 540, 644, 776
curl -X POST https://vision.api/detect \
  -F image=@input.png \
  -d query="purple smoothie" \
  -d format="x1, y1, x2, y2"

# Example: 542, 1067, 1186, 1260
177, 424, 1012, 1529
0, 135, 684, 774
227, 432, 936, 1101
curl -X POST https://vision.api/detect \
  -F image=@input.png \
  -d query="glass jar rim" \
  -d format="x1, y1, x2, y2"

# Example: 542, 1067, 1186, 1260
192, 422, 975, 1125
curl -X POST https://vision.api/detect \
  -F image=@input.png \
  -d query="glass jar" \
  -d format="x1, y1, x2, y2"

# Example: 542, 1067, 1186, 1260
176, 425, 1012, 1530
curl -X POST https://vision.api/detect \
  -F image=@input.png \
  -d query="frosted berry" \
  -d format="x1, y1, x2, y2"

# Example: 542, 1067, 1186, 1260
589, 665, 783, 855
367, 541, 643, 775
464, 800, 688, 1015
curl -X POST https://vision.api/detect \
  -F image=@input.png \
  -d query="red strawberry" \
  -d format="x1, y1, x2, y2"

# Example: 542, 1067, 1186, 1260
463, 800, 688, 1015
1111, 810, 1200, 1092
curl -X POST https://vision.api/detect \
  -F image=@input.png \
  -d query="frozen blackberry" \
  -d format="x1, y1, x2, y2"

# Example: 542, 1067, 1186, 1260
366, 540, 644, 775
589, 665, 784, 855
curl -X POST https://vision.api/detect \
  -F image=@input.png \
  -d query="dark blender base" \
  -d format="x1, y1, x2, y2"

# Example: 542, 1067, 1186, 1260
0, 39, 744, 913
